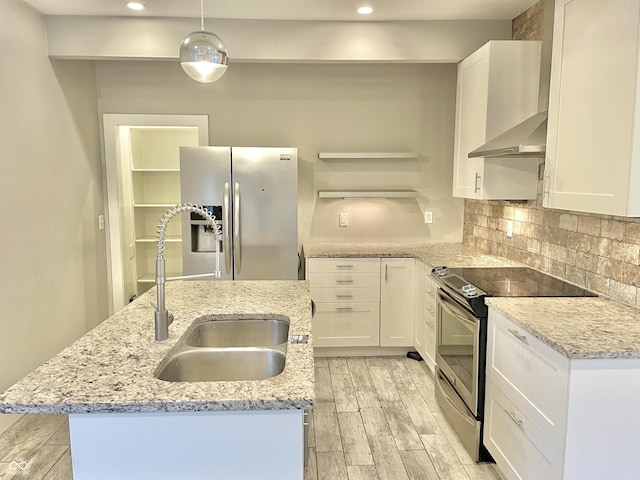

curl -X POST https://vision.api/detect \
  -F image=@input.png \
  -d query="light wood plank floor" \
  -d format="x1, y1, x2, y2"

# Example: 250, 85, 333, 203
307, 356, 501, 480
0, 356, 501, 480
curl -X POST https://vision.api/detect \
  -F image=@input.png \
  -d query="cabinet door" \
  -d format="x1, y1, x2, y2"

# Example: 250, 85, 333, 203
545, 0, 640, 215
452, 47, 489, 199
313, 302, 380, 347
380, 259, 415, 347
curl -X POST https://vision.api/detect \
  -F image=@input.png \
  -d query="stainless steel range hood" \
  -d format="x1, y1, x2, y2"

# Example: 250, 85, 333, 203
468, 111, 547, 158
468, 0, 554, 159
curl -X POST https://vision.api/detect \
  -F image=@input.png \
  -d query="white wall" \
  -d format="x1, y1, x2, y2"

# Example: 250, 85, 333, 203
0, 0, 108, 391
95, 61, 464, 246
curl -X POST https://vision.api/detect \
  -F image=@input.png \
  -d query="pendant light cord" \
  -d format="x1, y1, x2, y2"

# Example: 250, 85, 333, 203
200, 0, 205, 31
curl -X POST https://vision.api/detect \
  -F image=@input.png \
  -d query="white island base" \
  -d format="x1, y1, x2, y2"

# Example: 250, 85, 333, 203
69, 409, 304, 480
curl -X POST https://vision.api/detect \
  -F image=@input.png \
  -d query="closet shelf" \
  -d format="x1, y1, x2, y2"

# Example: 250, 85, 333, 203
137, 272, 181, 284
318, 190, 418, 199
135, 235, 182, 243
133, 203, 180, 208
317, 152, 418, 160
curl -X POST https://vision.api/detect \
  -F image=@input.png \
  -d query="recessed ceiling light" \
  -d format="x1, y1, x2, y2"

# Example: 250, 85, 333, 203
357, 6, 373, 15
126, 2, 145, 11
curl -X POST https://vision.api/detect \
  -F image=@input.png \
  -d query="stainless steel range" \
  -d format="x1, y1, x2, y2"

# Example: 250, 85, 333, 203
431, 266, 596, 462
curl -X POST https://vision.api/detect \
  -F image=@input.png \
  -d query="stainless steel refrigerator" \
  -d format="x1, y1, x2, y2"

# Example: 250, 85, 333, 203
179, 146, 298, 280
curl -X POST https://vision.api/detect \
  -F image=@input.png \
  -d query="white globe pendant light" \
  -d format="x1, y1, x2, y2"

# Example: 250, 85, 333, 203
179, 0, 229, 83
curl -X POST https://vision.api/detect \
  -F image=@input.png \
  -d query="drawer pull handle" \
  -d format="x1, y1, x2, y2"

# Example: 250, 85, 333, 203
507, 328, 527, 342
505, 409, 523, 427
336, 265, 354, 269
335, 280, 354, 284
335, 294, 353, 299
335, 306, 353, 312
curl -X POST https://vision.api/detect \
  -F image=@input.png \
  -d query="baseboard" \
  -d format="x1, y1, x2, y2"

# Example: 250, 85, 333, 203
313, 346, 414, 357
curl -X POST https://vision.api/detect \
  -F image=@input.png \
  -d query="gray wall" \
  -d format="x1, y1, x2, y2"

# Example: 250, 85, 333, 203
0, 0, 108, 392
96, 61, 464, 246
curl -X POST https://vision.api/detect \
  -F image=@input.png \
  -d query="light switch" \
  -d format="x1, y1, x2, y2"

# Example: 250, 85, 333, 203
98, 214, 105, 231
339, 212, 349, 227
424, 211, 433, 224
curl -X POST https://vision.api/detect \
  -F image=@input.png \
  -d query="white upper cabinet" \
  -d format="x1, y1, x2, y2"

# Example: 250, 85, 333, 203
452, 41, 541, 200
544, 0, 640, 216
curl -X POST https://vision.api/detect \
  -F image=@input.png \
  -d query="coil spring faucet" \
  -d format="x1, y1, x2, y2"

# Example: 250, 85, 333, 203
155, 203, 221, 342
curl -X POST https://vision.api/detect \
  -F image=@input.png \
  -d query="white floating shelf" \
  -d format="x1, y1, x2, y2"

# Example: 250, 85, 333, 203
318, 152, 418, 160
318, 190, 419, 199
131, 168, 180, 173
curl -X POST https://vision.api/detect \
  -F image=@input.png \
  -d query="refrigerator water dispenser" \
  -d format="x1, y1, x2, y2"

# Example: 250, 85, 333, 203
189, 206, 222, 253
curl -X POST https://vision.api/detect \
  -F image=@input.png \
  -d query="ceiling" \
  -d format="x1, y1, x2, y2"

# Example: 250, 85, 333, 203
23, 0, 539, 22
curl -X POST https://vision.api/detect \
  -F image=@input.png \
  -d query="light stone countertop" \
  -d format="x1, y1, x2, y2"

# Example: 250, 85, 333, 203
486, 296, 640, 360
305, 242, 640, 360
303, 242, 522, 268
0, 281, 314, 414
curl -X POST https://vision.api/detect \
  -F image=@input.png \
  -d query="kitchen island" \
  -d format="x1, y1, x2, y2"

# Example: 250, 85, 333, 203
0, 280, 314, 480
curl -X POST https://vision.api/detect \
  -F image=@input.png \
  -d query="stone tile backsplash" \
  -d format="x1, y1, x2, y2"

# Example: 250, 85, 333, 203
463, 201, 640, 307
462, 0, 640, 309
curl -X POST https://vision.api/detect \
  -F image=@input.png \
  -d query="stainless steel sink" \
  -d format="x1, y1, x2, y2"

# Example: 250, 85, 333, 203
185, 317, 289, 347
156, 347, 286, 382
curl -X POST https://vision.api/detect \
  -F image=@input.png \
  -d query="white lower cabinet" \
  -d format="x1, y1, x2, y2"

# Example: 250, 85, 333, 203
414, 265, 437, 373
313, 302, 380, 347
413, 261, 426, 357
422, 275, 438, 373
380, 258, 415, 347
486, 307, 640, 480
485, 309, 568, 480
307, 257, 415, 349
307, 257, 381, 348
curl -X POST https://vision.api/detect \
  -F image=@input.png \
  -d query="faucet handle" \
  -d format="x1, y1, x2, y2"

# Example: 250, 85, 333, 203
149, 301, 157, 310
168, 313, 174, 325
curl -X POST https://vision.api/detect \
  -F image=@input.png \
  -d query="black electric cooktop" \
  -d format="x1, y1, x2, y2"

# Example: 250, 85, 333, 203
444, 267, 596, 298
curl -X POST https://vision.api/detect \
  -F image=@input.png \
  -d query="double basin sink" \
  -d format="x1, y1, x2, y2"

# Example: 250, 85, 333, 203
155, 315, 289, 383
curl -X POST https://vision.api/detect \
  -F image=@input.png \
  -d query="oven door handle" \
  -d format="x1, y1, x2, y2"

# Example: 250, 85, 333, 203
438, 291, 479, 329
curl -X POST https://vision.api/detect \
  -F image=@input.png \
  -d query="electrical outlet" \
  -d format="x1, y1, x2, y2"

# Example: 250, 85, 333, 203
506, 220, 513, 237
424, 211, 433, 224
339, 212, 349, 227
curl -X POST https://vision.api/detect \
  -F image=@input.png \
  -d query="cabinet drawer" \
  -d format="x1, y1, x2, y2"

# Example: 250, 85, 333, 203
313, 302, 380, 347
424, 308, 436, 329
307, 258, 380, 273
307, 272, 380, 288
484, 381, 563, 480
424, 292, 436, 315
424, 275, 437, 295
487, 309, 569, 451
310, 287, 380, 303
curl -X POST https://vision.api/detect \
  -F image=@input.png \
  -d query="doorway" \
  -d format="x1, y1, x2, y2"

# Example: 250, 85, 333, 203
102, 114, 209, 314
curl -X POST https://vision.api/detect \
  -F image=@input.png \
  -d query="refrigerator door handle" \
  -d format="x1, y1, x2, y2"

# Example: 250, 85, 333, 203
223, 182, 232, 275
233, 182, 241, 275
